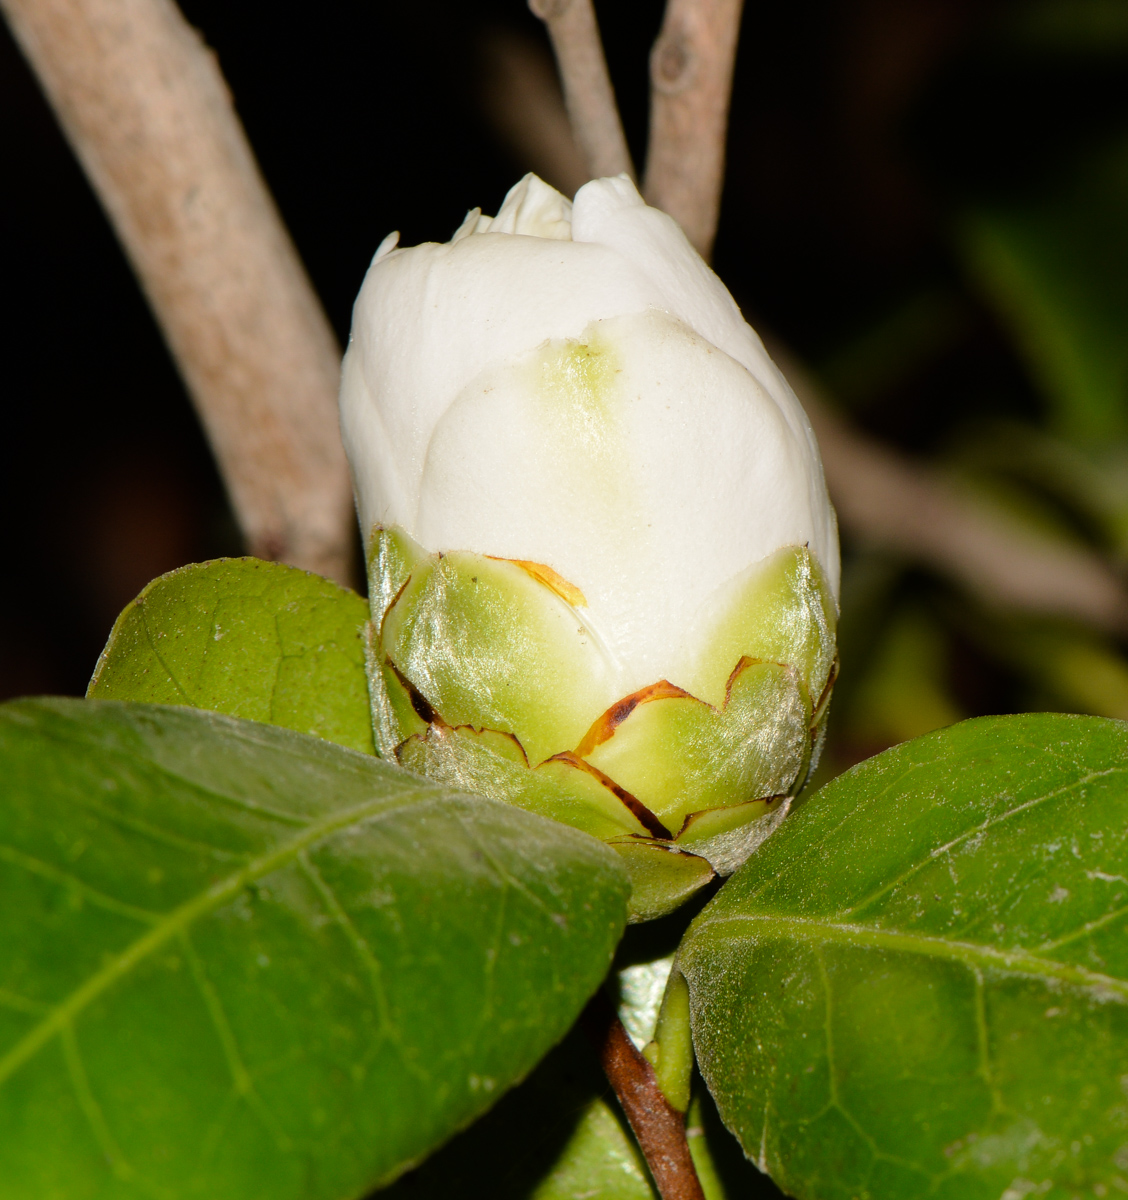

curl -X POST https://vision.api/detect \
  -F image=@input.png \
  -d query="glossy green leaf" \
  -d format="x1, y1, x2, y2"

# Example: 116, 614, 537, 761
680, 713, 1128, 1200
88, 558, 376, 755
0, 697, 629, 1199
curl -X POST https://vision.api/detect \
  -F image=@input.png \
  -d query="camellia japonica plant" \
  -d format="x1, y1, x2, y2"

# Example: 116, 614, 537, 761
4, 173, 1128, 1200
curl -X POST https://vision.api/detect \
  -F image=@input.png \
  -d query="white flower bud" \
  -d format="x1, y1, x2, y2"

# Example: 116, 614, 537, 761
340, 173, 840, 919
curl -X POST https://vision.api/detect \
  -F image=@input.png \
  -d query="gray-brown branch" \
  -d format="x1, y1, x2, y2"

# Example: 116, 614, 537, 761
2, 0, 355, 583
643, 0, 745, 260
528, 0, 634, 183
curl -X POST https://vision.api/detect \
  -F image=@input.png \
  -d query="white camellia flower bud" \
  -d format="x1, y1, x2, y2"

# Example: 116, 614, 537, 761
340, 173, 840, 920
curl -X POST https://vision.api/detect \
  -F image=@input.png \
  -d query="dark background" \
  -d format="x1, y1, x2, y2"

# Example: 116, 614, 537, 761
4, 0, 1128, 766
4, 3, 1128, 1195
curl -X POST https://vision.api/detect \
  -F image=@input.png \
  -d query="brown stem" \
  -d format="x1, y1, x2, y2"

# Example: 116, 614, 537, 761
1, 0, 355, 584
643, 0, 745, 261
528, 0, 635, 183
584, 993, 706, 1200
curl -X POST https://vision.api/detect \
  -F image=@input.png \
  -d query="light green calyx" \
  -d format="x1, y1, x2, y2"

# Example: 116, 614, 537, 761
366, 527, 837, 921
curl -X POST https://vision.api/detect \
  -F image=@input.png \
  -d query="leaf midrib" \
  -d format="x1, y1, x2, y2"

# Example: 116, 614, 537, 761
0, 786, 438, 1089
698, 912, 1128, 1000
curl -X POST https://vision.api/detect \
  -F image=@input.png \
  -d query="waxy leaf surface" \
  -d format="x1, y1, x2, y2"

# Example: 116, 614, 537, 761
0, 698, 628, 1199
679, 713, 1128, 1200
88, 558, 375, 755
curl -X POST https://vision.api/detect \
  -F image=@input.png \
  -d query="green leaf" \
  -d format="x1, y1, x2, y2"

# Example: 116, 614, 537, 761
380, 931, 780, 1200
378, 1027, 657, 1199
88, 558, 376, 756
679, 713, 1128, 1200
0, 697, 629, 1199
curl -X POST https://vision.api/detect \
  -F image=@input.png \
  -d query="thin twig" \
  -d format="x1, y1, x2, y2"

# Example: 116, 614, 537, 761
528, 0, 634, 183
643, 0, 745, 260
1, 0, 355, 584
584, 994, 706, 1200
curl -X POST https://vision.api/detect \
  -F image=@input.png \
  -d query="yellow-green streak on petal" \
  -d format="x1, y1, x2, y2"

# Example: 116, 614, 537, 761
532, 333, 618, 442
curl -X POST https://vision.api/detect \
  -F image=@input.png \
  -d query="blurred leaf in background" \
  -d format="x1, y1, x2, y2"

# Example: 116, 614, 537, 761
806, 0, 1128, 778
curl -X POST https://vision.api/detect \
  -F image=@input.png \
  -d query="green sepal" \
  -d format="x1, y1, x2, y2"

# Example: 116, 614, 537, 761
369, 530, 838, 921
397, 723, 652, 841
367, 524, 426, 625
680, 546, 837, 709
674, 796, 792, 877
372, 646, 429, 754
608, 841, 717, 924
88, 557, 375, 755
583, 660, 811, 831
381, 550, 618, 766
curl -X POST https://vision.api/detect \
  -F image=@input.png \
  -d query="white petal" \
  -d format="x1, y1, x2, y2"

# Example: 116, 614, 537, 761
416, 310, 826, 695
341, 173, 839, 600
338, 347, 410, 538
572, 176, 840, 596
339, 233, 669, 536
487, 173, 573, 239
572, 176, 759, 375
371, 230, 400, 264
450, 209, 483, 243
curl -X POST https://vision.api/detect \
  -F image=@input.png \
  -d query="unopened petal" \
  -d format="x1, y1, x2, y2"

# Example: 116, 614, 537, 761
417, 309, 826, 693
340, 234, 668, 535
572, 176, 840, 597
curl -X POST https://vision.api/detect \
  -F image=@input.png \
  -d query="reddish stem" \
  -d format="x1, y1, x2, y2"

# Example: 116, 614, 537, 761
584, 993, 706, 1200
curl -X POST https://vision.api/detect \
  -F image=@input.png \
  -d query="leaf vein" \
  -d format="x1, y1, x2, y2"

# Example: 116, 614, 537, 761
0, 787, 439, 1090
1035, 901, 1128, 954
296, 852, 431, 1083
0, 843, 159, 924
707, 913, 1128, 1000
140, 603, 196, 705
181, 932, 292, 1154
62, 1021, 170, 1198
838, 768, 1118, 919
44, 781, 248, 863
0, 988, 47, 1016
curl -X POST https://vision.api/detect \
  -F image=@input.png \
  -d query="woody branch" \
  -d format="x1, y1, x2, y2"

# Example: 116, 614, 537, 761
1, 0, 355, 584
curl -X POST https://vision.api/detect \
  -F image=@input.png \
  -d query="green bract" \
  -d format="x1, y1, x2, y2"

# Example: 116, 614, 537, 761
367, 526, 837, 921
